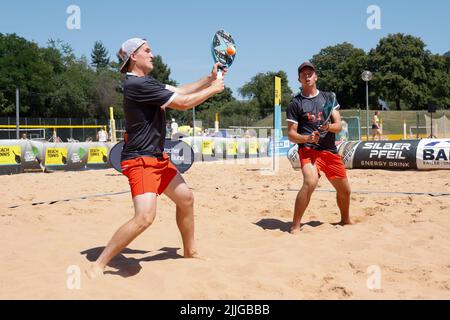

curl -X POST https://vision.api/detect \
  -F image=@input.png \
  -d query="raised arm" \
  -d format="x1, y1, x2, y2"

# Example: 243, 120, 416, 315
166, 63, 227, 95
167, 76, 224, 111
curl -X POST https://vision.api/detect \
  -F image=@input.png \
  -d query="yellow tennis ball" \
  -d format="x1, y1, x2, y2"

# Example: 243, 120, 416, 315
226, 45, 236, 56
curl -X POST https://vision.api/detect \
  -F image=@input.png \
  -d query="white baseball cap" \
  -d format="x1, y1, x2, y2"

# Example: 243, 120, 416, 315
118, 38, 147, 73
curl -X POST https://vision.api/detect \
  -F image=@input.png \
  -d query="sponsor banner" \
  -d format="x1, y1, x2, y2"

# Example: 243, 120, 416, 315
58, 143, 88, 170
226, 139, 237, 156
258, 138, 269, 157
268, 136, 294, 157
164, 140, 194, 173
214, 138, 225, 156
337, 141, 361, 169
45, 147, 68, 166
87, 147, 109, 164
0, 140, 44, 173
109, 140, 194, 174
236, 139, 247, 157
352, 140, 418, 169
417, 139, 450, 169
0, 145, 21, 166
22, 141, 42, 169
201, 139, 213, 156
287, 144, 300, 170
181, 137, 202, 162
248, 139, 258, 156
28, 140, 45, 164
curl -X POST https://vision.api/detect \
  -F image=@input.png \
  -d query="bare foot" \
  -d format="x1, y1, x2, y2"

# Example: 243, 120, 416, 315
85, 263, 104, 280
184, 251, 209, 261
335, 220, 354, 226
290, 226, 302, 234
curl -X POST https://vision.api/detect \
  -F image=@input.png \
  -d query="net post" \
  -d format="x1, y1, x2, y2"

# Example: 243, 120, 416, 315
273, 76, 282, 171
109, 106, 117, 143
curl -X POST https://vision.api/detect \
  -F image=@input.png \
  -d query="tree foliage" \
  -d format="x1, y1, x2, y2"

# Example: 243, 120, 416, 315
0, 34, 122, 119
1, 32, 449, 127
311, 42, 368, 109
0, 33, 55, 116
91, 41, 110, 70
425, 53, 450, 108
368, 33, 430, 110
239, 71, 293, 117
151, 55, 177, 86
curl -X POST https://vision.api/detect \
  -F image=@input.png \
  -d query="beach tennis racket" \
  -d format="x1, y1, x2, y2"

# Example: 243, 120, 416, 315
319, 92, 339, 131
211, 29, 236, 79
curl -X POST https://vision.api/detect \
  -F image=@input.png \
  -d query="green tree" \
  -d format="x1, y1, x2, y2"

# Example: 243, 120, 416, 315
368, 33, 430, 110
48, 57, 96, 117
0, 92, 14, 115
239, 71, 292, 117
47, 38, 76, 67
198, 87, 234, 111
0, 33, 55, 116
151, 55, 177, 86
219, 100, 260, 127
89, 68, 123, 118
195, 87, 236, 127
425, 53, 450, 108
311, 42, 369, 109
91, 41, 110, 70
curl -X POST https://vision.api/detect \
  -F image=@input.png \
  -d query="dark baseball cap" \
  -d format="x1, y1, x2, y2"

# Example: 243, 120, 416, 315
298, 61, 316, 74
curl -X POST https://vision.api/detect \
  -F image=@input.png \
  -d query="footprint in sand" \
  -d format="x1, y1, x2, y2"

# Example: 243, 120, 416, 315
363, 207, 384, 216
330, 286, 353, 297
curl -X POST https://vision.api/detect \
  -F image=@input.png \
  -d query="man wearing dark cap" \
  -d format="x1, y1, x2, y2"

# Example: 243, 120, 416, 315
286, 61, 352, 234
86, 38, 226, 278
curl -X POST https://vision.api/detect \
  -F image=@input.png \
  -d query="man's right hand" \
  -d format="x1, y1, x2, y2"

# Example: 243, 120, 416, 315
211, 76, 225, 94
210, 62, 228, 80
307, 131, 320, 144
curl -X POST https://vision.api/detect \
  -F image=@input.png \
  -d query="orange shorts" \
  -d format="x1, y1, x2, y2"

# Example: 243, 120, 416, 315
298, 147, 347, 180
120, 153, 178, 198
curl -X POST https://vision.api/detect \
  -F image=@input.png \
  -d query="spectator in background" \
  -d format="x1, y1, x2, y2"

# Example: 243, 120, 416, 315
336, 120, 348, 141
372, 111, 382, 141
166, 120, 171, 138
170, 118, 178, 138
97, 126, 108, 142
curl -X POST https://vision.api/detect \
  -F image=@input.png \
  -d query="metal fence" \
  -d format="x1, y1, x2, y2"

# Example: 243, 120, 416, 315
0, 117, 126, 142
340, 109, 450, 139
2, 110, 449, 142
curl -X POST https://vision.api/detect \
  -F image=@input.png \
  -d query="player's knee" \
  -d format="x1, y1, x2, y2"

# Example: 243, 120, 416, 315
303, 179, 318, 192
182, 190, 194, 207
135, 211, 155, 229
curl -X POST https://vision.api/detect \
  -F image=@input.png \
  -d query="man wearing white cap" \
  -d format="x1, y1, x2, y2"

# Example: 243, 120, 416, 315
86, 37, 226, 278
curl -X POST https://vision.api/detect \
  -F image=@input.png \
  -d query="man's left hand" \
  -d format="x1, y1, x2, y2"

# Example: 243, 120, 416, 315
211, 62, 228, 80
318, 122, 330, 131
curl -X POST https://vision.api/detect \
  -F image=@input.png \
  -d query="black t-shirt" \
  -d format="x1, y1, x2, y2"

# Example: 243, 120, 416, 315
121, 74, 176, 161
286, 90, 340, 153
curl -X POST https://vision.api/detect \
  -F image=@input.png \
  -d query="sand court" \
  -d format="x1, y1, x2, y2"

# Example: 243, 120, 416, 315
1, 158, 450, 299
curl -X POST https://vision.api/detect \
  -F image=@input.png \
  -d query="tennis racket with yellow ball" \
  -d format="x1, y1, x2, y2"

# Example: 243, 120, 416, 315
211, 29, 236, 79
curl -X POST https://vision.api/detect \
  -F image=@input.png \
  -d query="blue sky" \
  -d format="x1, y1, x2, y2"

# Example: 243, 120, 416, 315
1, 0, 449, 97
